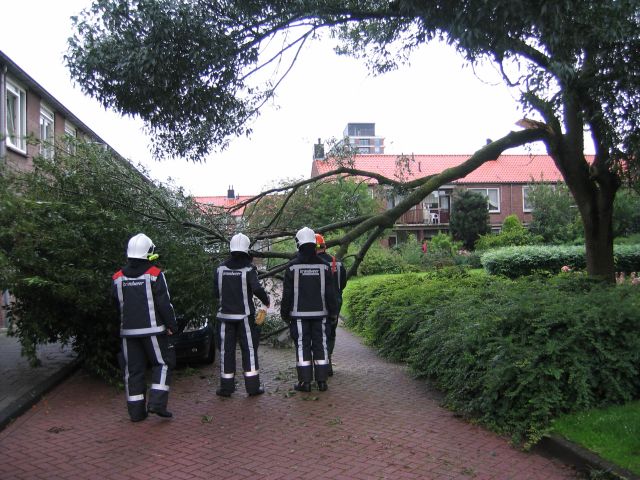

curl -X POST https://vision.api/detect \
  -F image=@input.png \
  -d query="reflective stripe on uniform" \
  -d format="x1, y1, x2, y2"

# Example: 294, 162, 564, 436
151, 383, 170, 391
243, 316, 256, 372
121, 326, 166, 336
295, 319, 304, 364
127, 394, 145, 402
221, 372, 235, 379
297, 360, 312, 367
217, 266, 253, 318
290, 263, 328, 317
244, 369, 259, 377
314, 359, 330, 365
151, 335, 168, 389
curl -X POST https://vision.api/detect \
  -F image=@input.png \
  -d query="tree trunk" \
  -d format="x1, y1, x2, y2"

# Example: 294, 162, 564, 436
581, 193, 616, 282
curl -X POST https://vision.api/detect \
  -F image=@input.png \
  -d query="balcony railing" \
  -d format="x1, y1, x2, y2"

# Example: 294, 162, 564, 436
397, 207, 450, 225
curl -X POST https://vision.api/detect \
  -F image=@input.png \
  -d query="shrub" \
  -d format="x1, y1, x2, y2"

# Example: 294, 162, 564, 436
358, 244, 408, 275
343, 272, 640, 444
475, 215, 543, 251
481, 244, 640, 277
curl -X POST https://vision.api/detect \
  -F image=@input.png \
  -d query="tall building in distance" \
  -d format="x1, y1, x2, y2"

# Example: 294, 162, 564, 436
343, 122, 385, 154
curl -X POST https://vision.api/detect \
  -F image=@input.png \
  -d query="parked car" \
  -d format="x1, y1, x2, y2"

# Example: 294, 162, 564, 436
170, 316, 215, 365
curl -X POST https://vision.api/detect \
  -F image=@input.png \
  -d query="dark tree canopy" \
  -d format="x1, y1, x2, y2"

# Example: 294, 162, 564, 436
66, 0, 640, 279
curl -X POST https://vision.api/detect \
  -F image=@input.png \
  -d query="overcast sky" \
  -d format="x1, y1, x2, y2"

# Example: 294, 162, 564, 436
2, 0, 553, 197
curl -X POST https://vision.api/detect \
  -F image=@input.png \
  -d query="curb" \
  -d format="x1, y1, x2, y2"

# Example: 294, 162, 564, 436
0, 358, 81, 432
535, 434, 639, 480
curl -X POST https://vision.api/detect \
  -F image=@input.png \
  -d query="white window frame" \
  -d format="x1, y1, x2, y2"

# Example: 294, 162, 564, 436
39, 104, 55, 159
469, 187, 500, 213
5, 78, 27, 153
522, 185, 533, 213
64, 121, 77, 154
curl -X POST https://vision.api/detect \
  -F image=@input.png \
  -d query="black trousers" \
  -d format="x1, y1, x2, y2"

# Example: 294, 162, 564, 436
217, 317, 261, 394
289, 318, 329, 383
122, 334, 174, 421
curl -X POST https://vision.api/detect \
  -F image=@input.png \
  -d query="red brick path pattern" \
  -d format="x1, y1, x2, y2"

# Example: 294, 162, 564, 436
0, 326, 578, 480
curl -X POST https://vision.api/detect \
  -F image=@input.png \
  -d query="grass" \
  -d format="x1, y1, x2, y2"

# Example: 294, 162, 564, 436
551, 401, 640, 475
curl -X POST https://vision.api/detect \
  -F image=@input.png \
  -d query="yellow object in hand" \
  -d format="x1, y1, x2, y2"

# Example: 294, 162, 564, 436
255, 309, 267, 326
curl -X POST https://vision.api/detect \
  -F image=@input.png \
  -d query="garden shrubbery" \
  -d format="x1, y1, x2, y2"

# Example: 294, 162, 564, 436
343, 270, 640, 444
481, 244, 640, 278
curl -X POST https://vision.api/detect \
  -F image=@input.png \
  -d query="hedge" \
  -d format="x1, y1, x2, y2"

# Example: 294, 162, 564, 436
343, 270, 640, 444
480, 244, 640, 278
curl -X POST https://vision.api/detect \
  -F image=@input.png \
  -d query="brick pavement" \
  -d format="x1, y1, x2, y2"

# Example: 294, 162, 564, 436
0, 326, 579, 480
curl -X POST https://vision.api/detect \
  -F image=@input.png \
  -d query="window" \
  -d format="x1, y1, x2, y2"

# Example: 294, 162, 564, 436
522, 186, 533, 212
424, 191, 439, 210
64, 121, 77, 154
5, 79, 27, 152
469, 188, 500, 213
39, 105, 55, 159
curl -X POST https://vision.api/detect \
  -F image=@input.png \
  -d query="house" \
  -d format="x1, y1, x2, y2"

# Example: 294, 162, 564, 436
196, 186, 252, 220
0, 50, 128, 329
311, 153, 568, 246
0, 50, 113, 173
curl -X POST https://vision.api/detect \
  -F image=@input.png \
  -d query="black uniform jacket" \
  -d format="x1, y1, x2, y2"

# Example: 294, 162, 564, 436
112, 259, 178, 337
214, 256, 269, 321
281, 248, 338, 321
318, 251, 347, 305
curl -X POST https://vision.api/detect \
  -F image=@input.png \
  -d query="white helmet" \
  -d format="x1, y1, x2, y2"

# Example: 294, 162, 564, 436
230, 233, 250, 254
127, 233, 155, 259
295, 227, 316, 248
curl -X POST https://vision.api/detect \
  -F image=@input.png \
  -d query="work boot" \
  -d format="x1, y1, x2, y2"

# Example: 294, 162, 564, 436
293, 382, 311, 392
130, 412, 148, 423
216, 388, 232, 397
317, 381, 328, 392
248, 387, 265, 397
148, 407, 173, 418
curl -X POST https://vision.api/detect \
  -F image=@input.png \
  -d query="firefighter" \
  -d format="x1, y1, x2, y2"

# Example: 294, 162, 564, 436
315, 233, 347, 376
112, 233, 178, 422
281, 227, 338, 392
214, 233, 270, 397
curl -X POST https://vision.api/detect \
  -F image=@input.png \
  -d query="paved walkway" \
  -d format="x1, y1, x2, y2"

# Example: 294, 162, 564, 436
0, 331, 77, 430
0, 326, 579, 480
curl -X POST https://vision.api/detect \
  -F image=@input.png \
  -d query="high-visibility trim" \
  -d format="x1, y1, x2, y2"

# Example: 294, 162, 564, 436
151, 383, 170, 391
120, 326, 166, 336
150, 336, 169, 390
297, 360, 312, 367
321, 317, 329, 361
314, 359, 330, 365
243, 317, 256, 372
115, 277, 125, 326
146, 266, 161, 277
243, 369, 259, 377
221, 372, 235, 379
219, 322, 227, 375
216, 313, 249, 320
289, 263, 328, 317
291, 310, 328, 317
127, 394, 145, 402
295, 319, 304, 364
122, 338, 130, 399
144, 274, 159, 328
216, 266, 253, 319
113, 270, 124, 280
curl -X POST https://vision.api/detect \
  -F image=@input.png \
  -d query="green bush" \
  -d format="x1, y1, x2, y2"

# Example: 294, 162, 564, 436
481, 244, 640, 277
343, 272, 640, 444
475, 215, 543, 251
358, 244, 408, 275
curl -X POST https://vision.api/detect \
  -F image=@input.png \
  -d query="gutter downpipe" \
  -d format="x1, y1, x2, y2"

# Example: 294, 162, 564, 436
0, 63, 7, 166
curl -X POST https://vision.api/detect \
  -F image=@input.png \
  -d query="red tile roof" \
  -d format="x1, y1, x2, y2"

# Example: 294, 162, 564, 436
195, 195, 253, 216
310, 154, 575, 185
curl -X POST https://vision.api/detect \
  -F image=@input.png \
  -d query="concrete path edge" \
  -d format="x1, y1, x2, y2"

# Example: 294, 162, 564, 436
0, 358, 80, 432
535, 434, 639, 480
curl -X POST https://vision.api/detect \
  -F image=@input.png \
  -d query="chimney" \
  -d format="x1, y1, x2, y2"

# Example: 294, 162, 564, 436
227, 185, 235, 199
313, 138, 325, 160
